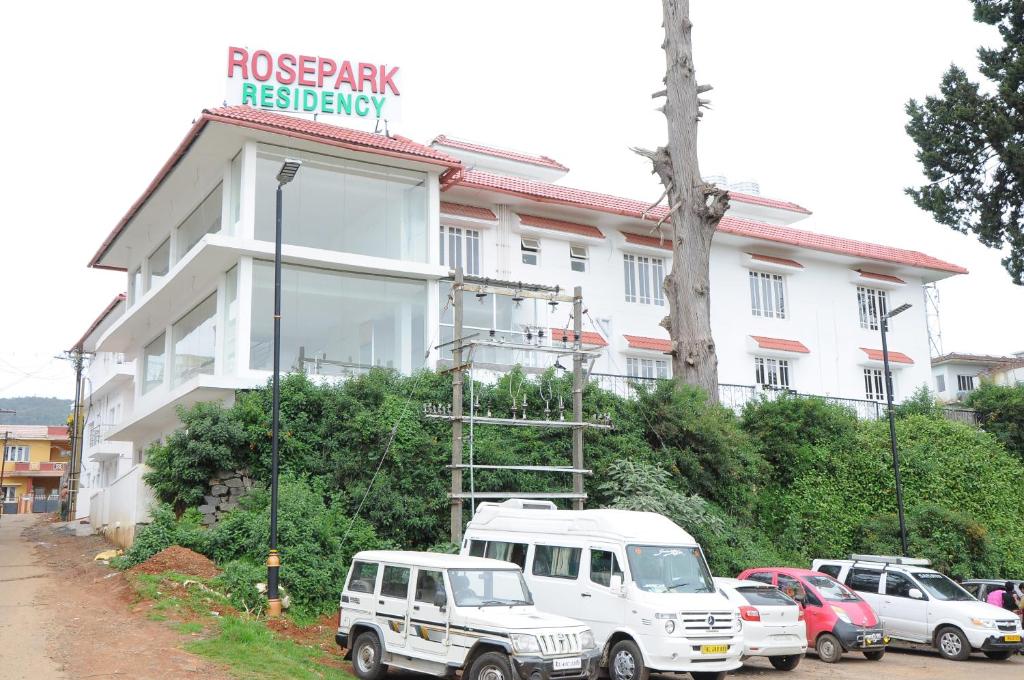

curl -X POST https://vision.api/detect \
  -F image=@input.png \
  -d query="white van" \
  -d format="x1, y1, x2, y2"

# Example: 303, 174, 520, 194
812, 555, 1023, 661
337, 551, 601, 680
462, 500, 743, 680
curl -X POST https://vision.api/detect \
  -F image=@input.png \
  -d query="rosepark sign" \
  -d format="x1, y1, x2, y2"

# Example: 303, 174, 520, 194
226, 46, 402, 120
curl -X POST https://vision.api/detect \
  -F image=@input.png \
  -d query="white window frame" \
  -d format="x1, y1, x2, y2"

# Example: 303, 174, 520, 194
2, 485, 16, 502
440, 225, 481, 276
857, 286, 889, 331
3, 445, 29, 463
623, 254, 665, 306
569, 244, 588, 273
754, 357, 790, 389
935, 374, 946, 392
956, 374, 975, 392
626, 356, 669, 379
864, 367, 886, 401
521, 237, 541, 266
749, 271, 787, 319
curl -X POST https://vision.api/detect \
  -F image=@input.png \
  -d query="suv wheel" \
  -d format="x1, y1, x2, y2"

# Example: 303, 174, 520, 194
609, 640, 649, 680
352, 631, 387, 680
983, 650, 1012, 660
469, 651, 513, 680
863, 649, 885, 661
815, 633, 843, 663
935, 627, 971, 661
768, 654, 801, 671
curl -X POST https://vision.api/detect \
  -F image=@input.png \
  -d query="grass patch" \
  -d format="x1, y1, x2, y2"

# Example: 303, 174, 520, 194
127, 572, 234, 618
176, 621, 204, 634
187, 617, 354, 680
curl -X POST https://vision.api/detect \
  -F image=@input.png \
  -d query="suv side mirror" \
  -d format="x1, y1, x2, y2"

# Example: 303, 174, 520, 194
908, 588, 924, 600
434, 590, 448, 609
609, 574, 624, 595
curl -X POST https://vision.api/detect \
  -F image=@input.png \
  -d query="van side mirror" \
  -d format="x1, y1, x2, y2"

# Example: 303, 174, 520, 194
609, 574, 624, 595
908, 588, 924, 600
434, 590, 448, 609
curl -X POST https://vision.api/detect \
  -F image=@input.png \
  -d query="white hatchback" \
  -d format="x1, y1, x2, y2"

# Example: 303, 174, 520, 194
715, 578, 807, 671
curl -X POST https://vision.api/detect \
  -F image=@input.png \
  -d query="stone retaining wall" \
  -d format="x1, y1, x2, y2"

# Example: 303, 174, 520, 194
198, 470, 256, 526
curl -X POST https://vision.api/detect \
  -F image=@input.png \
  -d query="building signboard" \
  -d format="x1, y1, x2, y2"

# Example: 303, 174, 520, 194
226, 46, 401, 120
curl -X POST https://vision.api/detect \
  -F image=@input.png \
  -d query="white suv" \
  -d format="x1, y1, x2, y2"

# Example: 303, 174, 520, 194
812, 555, 1023, 661
337, 551, 601, 680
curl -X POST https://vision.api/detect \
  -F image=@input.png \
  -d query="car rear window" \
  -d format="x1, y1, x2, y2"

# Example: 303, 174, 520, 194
738, 586, 796, 606
347, 561, 379, 593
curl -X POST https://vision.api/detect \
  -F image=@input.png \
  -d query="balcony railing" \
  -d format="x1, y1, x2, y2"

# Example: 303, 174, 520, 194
587, 373, 978, 425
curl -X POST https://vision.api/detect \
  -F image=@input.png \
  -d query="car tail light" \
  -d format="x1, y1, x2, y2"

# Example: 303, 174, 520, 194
740, 606, 761, 622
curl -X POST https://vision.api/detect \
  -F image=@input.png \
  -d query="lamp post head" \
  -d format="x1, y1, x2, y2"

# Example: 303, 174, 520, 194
276, 159, 302, 185
886, 303, 912, 319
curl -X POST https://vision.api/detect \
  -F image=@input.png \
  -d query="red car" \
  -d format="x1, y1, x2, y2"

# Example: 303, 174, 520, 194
737, 567, 888, 663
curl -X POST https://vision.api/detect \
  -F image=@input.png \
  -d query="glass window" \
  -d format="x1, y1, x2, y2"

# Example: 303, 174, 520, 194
171, 294, 217, 387
381, 565, 411, 599
441, 226, 481, 275
589, 549, 623, 587
468, 540, 486, 557
177, 184, 223, 262
347, 561, 379, 593
738, 586, 796, 607
915, 572, 974, 601
749, 271, 786, 319
627, 357, 669, 380
625, 545, 715, 594
885, 571, 916, 598
143, 332, 166, 394
624, 254, 665, 305
145, 239, 170, 293
449, 569, 532, 607
864, 368, 886, 401
129, 267, 142, 306
935, 374, 946, 392
857, 286, 888, 330
847, 568, 882, 593
230, 152, 242, 228
804, 575, 861, 602
254, 152, 428, 262
532, 545, 581, 579
2, 486, 15, 502
223, 266, 238, 374
570, 244, 588, 272
3, 446, 29, 463
484, 541, 528, 570
957, 374, 975, 392
250, 261, 427, 376
438, 282, 542, 368
521, 237, 540, 265
755, 357, 790, 389
745, 572, 775, 585
816, 564, 842, 579
415, 569, 445, 604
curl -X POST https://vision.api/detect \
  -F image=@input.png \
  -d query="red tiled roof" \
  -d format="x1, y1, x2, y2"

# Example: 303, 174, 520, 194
751, 336, 810, 354
861, 348, 914, 365
932, 352, 1023, 366
71, 293, 126, 351
749, 253, 804, 269
623, 232, 672, 251
453, 171, 966, 274
549, 328, 608, 347
624, 334, 672, 353
856, 269, 906, 284
47, 426, 69, 439
432, 135, 569, 171
517, 213, 604, 239
90, 106, 463, 270
729, 191, 810, 215
440, 201, 497, 221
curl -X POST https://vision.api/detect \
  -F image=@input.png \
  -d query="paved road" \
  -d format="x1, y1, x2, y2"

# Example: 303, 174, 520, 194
0, 514, 65, 679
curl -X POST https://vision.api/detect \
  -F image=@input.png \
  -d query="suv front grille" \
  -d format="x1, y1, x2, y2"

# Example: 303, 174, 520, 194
997, 620, 1018, 632
538, 632, 581, 656
680, 611, 736, 635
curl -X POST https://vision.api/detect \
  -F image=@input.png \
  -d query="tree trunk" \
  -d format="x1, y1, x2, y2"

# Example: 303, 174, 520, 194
637, 0, 728, 403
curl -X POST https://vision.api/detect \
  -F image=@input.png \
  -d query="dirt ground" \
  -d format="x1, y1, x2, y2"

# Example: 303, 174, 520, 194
1, 513, 1021, 680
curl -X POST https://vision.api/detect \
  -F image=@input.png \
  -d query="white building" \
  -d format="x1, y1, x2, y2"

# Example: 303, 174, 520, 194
931, 352, 1024, 403
77, 105, 967, 540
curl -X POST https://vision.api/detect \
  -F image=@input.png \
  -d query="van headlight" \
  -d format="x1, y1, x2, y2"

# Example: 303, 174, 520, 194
664, 620, 676, 634
510, 634, 541, 654
580, 629, 597, 650
970, 618, 997, 629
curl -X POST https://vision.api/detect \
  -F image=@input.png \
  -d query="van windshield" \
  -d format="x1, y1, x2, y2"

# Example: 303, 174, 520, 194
449, 569, 534, 607
626, 545, 715, 594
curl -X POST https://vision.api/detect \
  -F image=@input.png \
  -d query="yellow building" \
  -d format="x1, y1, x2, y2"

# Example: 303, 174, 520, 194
1, 425, 71, 515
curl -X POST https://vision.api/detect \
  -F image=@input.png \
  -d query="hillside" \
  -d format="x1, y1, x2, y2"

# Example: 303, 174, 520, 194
0, 397, 72, 425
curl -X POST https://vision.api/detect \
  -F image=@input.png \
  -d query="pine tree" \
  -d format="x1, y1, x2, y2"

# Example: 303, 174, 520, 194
905, 0, 1024, 284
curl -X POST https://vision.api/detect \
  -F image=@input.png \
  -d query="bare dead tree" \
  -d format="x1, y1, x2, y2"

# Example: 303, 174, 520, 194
634, 0, 728, 402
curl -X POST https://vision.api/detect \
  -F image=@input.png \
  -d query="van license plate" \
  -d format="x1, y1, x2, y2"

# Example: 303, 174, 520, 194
553, 658, 582, 670
1004, 634, 1021, 643
700, 644, 728, 655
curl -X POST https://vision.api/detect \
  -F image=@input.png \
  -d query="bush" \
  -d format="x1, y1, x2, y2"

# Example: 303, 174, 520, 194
114, 505, 210, 568
215, 559, 267, 615
966, 382, 1024, 461
893, 385, 943, 419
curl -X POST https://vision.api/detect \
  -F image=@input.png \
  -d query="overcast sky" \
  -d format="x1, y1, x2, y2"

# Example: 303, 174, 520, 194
2, 0, 1021, 400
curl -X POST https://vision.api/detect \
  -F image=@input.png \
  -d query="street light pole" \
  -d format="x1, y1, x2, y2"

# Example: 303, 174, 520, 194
880, 302, 912, 557
267, 159, 301, 619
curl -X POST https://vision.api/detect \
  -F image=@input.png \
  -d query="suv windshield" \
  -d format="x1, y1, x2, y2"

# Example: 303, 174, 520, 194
805, 575, 860, 602
915, 572, 974, 601
449, 569, 534, 607
626, 545, 715, 594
